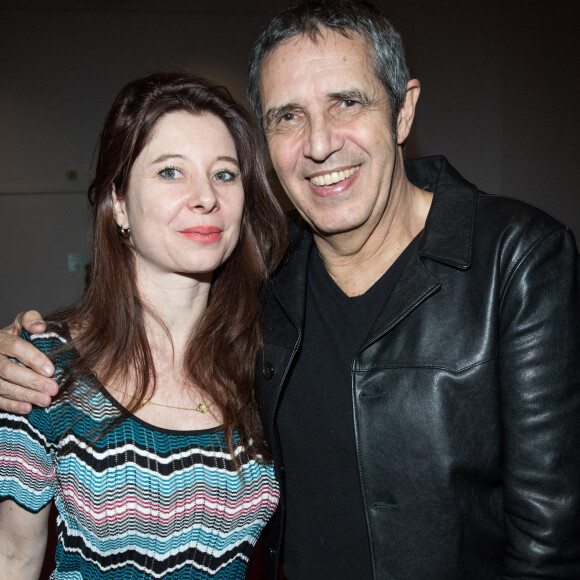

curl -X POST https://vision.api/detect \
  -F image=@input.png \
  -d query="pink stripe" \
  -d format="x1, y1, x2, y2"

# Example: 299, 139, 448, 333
0, 453, 52, 479
60, 483, 279, 525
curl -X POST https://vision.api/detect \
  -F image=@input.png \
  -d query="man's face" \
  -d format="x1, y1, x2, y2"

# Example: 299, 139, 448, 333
259, 29, 402, 240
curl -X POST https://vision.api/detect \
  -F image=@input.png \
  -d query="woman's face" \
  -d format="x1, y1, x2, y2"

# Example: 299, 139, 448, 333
113, 110, 245, 283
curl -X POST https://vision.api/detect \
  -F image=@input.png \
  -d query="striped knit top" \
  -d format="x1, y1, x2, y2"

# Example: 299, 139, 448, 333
0, 328, 279, 579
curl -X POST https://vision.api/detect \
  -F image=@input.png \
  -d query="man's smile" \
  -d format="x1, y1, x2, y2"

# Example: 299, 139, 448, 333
308, 166, 359, 186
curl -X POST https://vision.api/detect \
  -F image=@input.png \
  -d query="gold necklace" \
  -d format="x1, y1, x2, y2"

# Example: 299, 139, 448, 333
106, 384, 213, 414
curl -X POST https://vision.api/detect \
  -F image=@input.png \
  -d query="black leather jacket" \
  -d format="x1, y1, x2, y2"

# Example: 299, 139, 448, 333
255, 156, 580, 579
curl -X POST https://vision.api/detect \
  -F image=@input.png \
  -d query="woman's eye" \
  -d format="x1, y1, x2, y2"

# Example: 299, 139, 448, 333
213, 170, 238, 182
158, 167, 181, 180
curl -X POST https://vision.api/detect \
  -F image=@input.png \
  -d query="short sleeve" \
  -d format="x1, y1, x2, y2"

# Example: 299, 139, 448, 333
0, 328, 68, 512
0, 407, 56, 512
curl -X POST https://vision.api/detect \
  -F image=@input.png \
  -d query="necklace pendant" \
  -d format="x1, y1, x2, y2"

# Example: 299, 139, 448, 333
197, 403, 209, 413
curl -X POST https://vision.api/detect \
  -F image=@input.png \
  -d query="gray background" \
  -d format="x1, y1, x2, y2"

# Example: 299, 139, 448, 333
1, 0, 578, 322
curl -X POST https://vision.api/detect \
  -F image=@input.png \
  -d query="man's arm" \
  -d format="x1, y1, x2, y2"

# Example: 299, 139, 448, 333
0, 311, 57, 414
499, 226, 580, 576
0, 499, 51, 579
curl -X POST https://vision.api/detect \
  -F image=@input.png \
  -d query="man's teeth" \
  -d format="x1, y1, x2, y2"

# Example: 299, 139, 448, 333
310, 166, 358, 187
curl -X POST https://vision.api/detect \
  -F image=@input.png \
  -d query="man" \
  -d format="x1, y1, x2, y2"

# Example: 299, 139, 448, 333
1, 1, 579, 578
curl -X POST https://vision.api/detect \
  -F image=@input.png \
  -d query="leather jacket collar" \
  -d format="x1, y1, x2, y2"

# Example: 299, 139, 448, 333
268, 155, 478, 327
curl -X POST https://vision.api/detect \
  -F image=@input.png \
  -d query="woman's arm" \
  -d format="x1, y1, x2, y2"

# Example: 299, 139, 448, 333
0, 499, 51, 579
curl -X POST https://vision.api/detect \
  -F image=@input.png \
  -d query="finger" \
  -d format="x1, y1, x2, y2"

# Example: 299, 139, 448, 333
0, 332, 55, 378
0, 359, 57, 404
10, 310, 47, 335
0, 370, 54, 407
0, 396, 33, 415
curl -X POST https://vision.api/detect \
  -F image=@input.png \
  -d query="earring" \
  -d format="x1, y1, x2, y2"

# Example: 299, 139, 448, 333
119, 226, 131, 238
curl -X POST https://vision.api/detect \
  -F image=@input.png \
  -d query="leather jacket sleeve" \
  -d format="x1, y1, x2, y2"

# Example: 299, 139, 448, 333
498, 225, 580, 577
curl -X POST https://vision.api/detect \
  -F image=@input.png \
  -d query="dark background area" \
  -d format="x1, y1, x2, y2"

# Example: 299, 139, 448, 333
0, 1, 579, 577
1, 0, 579, 322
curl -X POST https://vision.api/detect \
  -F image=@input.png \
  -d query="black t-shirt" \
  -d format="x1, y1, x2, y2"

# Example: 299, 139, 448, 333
277, 238, 417, 579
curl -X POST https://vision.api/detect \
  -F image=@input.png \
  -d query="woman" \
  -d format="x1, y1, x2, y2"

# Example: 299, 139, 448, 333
0, 71, 286, 578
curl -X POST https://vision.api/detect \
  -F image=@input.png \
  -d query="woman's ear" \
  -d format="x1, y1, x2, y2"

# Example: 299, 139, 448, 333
111, 187, 129, 230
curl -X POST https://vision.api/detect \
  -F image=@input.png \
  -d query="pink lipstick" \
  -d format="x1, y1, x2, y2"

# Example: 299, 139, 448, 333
179, 226, 222, 243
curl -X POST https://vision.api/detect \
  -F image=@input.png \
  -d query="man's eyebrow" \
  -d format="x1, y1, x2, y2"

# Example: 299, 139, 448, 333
263, 90, 372, 128
328, 89, 371, 104
264, 103, 299, 128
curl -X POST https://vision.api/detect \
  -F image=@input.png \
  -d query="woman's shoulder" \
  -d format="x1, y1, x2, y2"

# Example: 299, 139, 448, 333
23, 320, 68, 346
21, 321, 72, 373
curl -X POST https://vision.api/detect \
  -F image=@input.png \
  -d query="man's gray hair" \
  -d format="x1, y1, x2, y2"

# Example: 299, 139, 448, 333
247, 0, 410, 134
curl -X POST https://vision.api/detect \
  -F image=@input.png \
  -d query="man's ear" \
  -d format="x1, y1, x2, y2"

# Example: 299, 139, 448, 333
111, 187, 129, 229
396, 79, 421, 145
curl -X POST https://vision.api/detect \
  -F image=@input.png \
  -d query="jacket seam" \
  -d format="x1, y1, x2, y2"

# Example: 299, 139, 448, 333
498, 225, 565, 306
354, 356, 498, 374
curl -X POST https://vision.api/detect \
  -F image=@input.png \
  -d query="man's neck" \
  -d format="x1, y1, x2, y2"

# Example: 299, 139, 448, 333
314, 181, 432, 297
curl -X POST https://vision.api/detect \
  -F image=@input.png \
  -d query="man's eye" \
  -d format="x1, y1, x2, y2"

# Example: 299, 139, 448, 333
341, 99, 358, 108
264, 110, 302, 133
158, 167, 181, 180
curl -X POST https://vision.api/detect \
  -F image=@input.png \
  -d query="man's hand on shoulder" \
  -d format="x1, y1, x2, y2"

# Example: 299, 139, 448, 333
0, 311, 58, 414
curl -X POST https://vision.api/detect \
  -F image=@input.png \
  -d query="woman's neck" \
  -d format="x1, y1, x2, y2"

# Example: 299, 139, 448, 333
136, 267, 212, 357
105, 270, 220, 430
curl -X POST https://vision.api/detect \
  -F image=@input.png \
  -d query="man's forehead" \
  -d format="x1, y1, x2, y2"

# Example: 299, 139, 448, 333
259, 29, 376, 104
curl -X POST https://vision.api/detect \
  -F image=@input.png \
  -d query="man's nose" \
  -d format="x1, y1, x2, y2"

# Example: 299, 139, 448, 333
302, 114, 344, 162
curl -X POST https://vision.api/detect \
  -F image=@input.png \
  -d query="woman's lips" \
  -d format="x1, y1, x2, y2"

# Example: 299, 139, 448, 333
178, 226, 223, 243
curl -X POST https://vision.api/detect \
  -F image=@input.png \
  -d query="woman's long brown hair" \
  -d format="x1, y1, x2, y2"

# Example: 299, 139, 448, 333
51, 71, 287, 461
